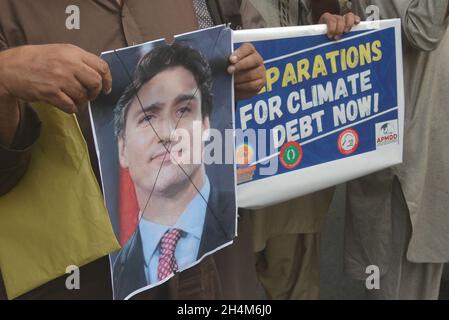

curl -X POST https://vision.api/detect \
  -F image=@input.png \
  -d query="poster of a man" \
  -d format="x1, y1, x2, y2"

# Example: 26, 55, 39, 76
90, 26, 236, 300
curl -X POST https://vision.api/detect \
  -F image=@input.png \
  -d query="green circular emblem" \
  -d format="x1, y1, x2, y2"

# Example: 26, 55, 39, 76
280, 142, 303, 169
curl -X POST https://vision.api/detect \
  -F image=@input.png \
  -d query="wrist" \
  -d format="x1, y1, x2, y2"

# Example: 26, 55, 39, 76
0, 61, 19, 122
0, 72, 20, 146
0, 49, 15, 101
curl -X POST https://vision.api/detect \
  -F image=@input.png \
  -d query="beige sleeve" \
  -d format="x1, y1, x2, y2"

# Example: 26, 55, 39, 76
352, 0, 449, 52
401, 0, 449, 51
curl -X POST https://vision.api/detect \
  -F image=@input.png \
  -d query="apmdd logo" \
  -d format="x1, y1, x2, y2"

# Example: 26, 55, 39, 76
280, 141, 303, 169
376, 120, 399, 147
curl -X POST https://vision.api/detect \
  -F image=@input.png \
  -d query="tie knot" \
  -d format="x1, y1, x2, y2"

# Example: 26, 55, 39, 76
160, 228, 182, 252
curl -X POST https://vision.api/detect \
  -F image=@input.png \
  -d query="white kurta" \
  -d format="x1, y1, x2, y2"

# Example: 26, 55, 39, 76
345, 0, 449, 280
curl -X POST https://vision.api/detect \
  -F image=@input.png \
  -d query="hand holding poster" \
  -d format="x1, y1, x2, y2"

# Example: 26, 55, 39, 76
234, 20, 405, 209
90, 26, 236, 300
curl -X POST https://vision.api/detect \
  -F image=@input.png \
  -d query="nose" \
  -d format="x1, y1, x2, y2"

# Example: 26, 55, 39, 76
157, 117, 176, 145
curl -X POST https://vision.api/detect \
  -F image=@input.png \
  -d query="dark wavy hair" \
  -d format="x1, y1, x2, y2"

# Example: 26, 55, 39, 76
114, 42, 213, 138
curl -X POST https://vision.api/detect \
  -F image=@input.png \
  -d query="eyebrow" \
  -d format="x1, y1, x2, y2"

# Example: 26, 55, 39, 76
138, 103, 162, 116
175, 92, 200, 105
135, 92, 200, 117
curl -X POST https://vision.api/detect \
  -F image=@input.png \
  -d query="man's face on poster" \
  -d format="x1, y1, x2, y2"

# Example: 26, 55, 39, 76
118, 66, 210, 197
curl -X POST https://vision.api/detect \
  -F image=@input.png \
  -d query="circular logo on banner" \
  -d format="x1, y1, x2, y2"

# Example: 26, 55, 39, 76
280, 141, 303, 169
338, 129, 360, 155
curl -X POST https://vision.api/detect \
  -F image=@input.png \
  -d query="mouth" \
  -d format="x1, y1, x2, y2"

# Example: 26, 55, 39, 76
150, 149, 183, 165
150, 150, 171, 163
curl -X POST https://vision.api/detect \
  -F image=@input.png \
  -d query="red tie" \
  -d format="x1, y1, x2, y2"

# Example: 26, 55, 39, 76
157, 229, 182, 281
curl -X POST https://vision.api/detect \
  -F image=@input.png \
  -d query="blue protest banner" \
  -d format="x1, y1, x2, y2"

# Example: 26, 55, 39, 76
234, 20, 404, 209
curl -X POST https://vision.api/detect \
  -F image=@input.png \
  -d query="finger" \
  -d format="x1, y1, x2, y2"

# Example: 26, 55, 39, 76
75, 64, 103, 101
334, 17, 346, 39
44, 90, 77, 114
344, 13, 356, 33
61, 76, 90, 107
228, 52, 263, 74
319, 12, 331, 24
235, 78, 266, 96
325, 16, 338, 39
229, 43, 256, 65
81, 51, 112, 94
234, 65, 266, 84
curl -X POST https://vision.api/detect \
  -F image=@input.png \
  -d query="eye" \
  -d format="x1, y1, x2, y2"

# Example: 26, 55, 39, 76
138, 114, 154, 126
176, 106, 192, 118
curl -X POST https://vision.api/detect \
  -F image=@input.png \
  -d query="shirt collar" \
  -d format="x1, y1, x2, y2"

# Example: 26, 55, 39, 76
138, 176, 210, 264
173, 176, 210, 240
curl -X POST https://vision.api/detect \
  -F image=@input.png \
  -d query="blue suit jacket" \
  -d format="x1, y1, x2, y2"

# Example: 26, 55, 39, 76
112, 187, 235, 300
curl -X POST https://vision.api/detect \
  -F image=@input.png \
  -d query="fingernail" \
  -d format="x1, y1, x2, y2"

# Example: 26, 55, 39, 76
227, 66, 235, 74
230, 55, 238, 63
105, 87, 112, 95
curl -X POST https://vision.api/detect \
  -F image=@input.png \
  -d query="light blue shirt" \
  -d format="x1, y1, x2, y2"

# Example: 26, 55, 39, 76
139, 177, 210, 284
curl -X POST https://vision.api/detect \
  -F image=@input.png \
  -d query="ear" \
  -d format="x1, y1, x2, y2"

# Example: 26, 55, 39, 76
202, 115, 210, 131
118, 136, 129, 169
202, 116, 211, 141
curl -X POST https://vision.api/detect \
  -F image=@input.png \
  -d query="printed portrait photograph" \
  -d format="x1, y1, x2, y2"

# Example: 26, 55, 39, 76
89, 26, 236, 300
